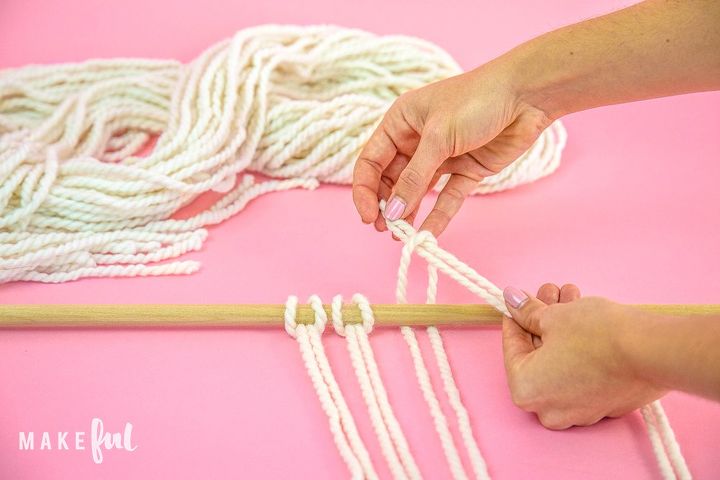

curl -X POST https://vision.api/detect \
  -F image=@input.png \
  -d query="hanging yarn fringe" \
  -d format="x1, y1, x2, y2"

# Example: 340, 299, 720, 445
284, 210, 691, 479
385, 208, 689, 480
0, 25, 566, 283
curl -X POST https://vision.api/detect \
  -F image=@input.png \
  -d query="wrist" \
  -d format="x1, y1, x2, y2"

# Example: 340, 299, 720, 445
467, 53, 558, 129
496, 40, 573, 122
613, 306, 670, 392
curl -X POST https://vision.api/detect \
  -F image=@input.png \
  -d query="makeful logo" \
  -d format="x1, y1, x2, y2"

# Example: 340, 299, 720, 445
19, 418, 137, 464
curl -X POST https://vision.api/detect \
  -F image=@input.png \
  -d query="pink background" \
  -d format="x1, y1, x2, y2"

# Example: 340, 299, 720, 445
1, 0, 719, 478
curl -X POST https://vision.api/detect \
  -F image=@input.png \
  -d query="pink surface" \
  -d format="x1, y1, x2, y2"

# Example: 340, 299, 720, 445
2, 0, 720, 478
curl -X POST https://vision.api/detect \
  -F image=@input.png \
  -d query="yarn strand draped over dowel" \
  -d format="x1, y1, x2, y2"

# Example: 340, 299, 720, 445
383, 209, 690, 480
0, 25, 566, 282
285, 208, 691, 479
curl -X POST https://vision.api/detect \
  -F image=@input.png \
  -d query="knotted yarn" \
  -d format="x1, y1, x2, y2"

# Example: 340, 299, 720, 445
384, 209, 691, 480
0, 25, 566, 282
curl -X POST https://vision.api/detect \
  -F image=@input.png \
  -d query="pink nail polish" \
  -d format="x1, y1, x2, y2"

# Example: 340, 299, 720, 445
503, 286, 528, 309
384, 197, 406, 221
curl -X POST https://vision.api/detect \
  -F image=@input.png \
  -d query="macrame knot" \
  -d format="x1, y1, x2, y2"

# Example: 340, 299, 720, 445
284, 295, 300, 338
285, 294, 329, 337
401, 230, 438, 259
285, 295, 327, 338
352, 293, 376, 334
331, 294, 375, 336
307, 294, 328, 333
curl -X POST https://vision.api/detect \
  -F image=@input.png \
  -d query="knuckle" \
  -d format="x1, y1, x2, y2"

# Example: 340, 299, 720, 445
380, 174, 394, 191
508, 375, 533, 410
562, 283, 581, 298
527, 308, 545, 329
511, 391, 530, 410
470, 150, 504, 175
482, 156, 505, 174
423, 122, 453, 155
395, 90, 414, 106
390, 93, 407, 111
517, 109, 551, 141
428, 206, 452, 227
517, 121, 542, 143
538, 411, 570, 430
391, 92, 419, 120
399, 167, 426, 192
443, 185, 466, 203
541, 304, 561, 326
544, 303, 563, 319
577, 414, 604, 427
356, 151, 385, 175
537, 283, 558, 301
423, 121, 446, 140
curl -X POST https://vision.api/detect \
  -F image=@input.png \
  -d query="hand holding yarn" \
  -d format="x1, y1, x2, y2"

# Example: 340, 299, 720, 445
502, 285, 665, 430
352, 64, 559, 236
0, 25, 564, 284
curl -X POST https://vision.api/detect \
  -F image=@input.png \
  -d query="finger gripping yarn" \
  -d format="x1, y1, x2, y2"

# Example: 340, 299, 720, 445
386, 213, 690, 480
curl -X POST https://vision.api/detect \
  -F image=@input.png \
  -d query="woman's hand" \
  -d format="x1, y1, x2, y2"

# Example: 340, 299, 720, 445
352, 65, 552, 236
352, 1, 720, 237
501, 284, 665, 430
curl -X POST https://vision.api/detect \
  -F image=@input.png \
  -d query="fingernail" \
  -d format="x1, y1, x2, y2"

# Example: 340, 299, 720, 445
503, 286, 528, 309
384, 197, 406, 221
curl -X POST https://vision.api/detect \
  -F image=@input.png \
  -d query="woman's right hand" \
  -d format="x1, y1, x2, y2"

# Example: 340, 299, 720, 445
352, 62, 553, 236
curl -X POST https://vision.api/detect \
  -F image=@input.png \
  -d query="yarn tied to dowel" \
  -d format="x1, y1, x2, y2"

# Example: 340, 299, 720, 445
282, 210, 692, 480
332, 293, 375, 336
4, 22, 685, 480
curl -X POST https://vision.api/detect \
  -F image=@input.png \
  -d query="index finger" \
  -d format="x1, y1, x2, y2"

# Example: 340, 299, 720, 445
502, 316, 535, 374
353, 124, 397, 224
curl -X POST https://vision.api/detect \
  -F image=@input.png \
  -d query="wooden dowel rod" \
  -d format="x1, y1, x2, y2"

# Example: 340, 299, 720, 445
0, 304, 718, 328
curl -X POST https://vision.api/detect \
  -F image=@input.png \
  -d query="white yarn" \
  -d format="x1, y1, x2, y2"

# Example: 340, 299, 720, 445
333, 294, 422, 480
384, 208, 691, 480
400, 326, 469, 480
1, 24, 566, 283
641, 402, 692, 480
284, 295, 376, 479
649, 401, 691, 479
9, 21, 671, 479
286, 215, 689, 479
396, 231, 487, 480
641, 405, 677, 480
426, 326, 490, 480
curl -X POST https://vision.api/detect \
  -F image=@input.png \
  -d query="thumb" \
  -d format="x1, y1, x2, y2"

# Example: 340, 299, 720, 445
503, 286, 547, 336
384, 126, 448, 222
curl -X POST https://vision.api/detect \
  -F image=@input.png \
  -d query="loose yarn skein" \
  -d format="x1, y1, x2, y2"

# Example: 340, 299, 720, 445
0, 25, 566, 282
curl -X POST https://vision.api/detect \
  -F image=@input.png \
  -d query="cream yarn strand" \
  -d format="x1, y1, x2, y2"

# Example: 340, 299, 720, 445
384, 207, 691, 480
333, 294, 422, 480
284, 295, 376, 480
396, 231, 488, 480
1, 25, 566, 283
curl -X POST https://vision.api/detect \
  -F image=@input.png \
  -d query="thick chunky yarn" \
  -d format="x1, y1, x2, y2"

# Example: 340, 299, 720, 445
0, 25, 566, 283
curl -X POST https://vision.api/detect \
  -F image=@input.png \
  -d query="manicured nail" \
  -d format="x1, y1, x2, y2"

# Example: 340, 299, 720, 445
384, 197, 406, 221
503, 286, 528, 309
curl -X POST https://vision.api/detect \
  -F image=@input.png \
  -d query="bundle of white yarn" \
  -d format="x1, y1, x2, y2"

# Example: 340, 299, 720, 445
0, 25, 567, 283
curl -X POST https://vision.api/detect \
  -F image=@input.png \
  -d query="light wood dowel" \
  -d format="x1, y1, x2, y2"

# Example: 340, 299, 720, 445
0, 304, 718, 328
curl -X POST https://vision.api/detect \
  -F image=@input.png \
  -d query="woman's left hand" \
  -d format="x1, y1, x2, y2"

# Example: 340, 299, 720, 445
502, 283, 665, 429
